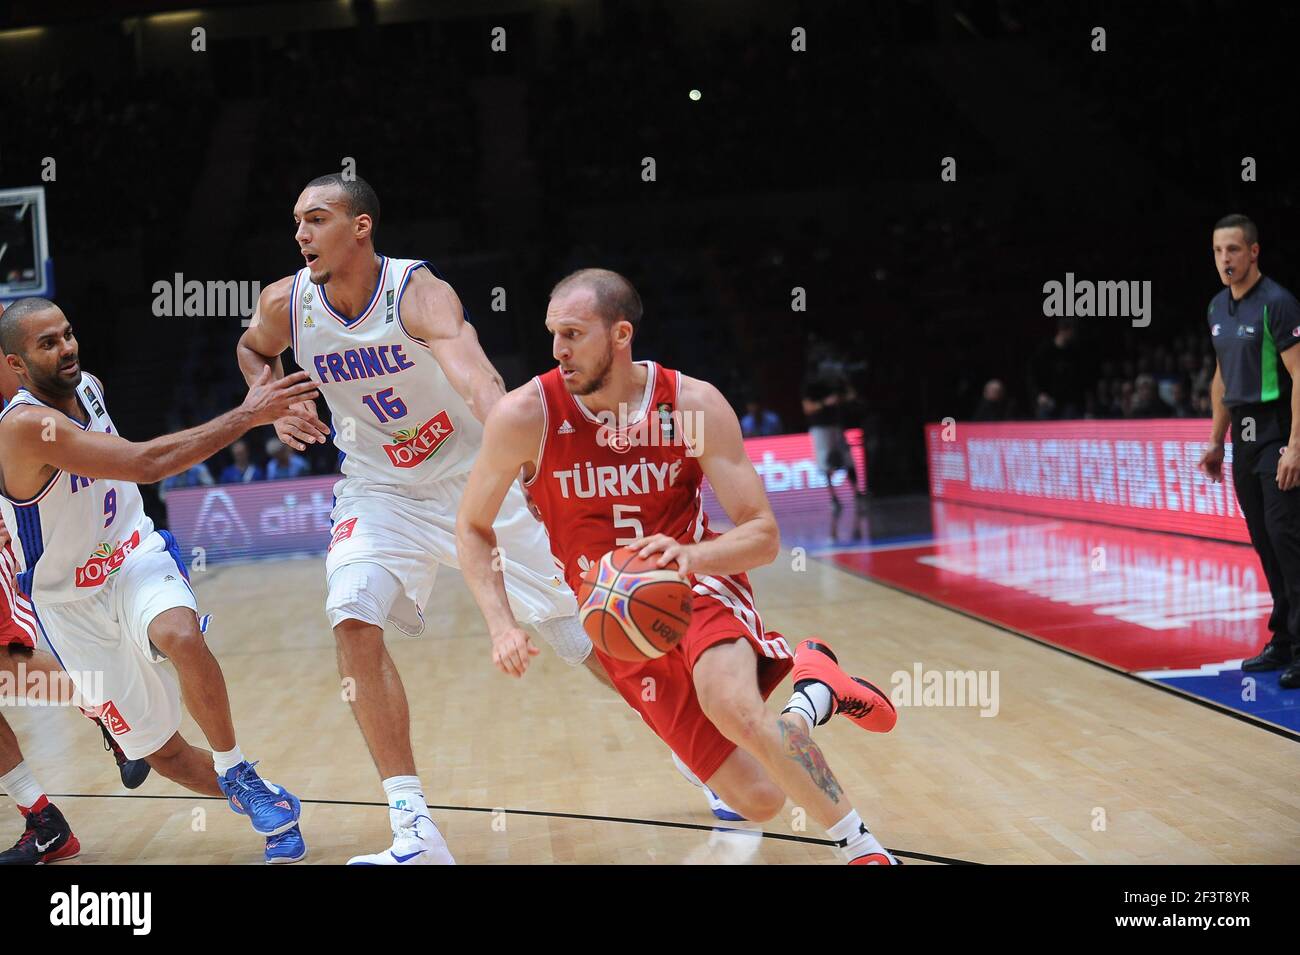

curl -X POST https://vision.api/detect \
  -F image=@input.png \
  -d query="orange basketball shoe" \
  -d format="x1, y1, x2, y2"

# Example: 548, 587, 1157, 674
792, 639, 897, 733
849, 851, 902, 865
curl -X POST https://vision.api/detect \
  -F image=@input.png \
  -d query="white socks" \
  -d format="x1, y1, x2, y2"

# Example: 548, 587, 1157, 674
213, 745, 246, 776
383, 776, 428, 819
782, 681, 834, 732
827, 808, 891, 863
0, 760, 44, 810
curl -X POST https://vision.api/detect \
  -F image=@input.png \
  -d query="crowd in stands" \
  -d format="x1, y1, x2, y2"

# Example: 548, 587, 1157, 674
973, 318, 1215, 421
158, 436, 316, 499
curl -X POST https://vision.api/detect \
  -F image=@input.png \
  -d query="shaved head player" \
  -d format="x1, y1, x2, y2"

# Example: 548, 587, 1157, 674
0, 328, 151, 864
456, 269, 902, 864
0, 297, 318, 864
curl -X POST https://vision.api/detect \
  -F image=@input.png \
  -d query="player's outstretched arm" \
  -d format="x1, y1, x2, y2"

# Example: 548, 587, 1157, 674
401, 269, 506, 425
632, 376, 780, 578
455, 385, 545, 677
237, 276, 330, 451
0, 368, 318, 487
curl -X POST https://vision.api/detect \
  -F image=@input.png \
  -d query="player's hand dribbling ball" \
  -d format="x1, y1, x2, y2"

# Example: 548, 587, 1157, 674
577, 546, 693, 662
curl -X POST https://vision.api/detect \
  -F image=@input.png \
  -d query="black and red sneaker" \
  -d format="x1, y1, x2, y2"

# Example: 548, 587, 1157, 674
91, 715, 151, 789
0, 800, 81, 865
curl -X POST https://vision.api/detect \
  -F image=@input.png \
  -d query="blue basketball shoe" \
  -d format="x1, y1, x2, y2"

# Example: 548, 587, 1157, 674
265, 824, 307, 864
218, 760, 301, 836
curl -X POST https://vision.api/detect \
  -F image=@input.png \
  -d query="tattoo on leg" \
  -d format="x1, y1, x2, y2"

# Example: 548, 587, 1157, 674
779, 716, 842, 803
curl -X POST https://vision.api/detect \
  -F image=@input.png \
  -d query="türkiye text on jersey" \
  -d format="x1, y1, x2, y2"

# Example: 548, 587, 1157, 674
551, 459, 687, 499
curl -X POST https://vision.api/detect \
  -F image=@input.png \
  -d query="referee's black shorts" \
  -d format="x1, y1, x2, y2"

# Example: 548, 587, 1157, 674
1231, 404, 1300, 648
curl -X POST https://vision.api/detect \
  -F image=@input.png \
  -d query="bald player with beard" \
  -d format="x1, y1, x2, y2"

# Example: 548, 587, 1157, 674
0, 305, 150, 864
0, 296, 320, 864
456, 269, 902, 864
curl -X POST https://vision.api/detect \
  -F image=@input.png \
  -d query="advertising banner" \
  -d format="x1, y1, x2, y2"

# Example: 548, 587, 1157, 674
925, 420, 1247, 543
168, 428, 867, 562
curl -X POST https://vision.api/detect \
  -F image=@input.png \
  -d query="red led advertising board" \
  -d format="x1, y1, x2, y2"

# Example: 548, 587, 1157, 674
925, 420, 1249, 544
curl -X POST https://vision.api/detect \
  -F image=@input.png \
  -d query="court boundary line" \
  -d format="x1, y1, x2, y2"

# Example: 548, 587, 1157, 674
44, 792, 974, 865
817, 550, 1300, 743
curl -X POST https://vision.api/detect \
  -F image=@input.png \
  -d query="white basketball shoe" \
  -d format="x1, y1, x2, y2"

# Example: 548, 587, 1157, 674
347, 806, 456, 866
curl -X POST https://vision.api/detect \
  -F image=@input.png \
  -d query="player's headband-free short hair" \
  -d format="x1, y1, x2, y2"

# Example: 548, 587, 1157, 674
549, 268, 643, 330
303, 173, 381, 229
1214, 213, 1258, 246
0, 296, 59, 356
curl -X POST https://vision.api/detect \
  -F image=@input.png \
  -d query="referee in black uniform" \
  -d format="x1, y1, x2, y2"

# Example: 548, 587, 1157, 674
1198, 214, 1300, 689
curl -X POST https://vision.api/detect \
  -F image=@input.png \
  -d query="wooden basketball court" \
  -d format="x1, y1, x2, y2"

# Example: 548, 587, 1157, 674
6, 548, 1298, 864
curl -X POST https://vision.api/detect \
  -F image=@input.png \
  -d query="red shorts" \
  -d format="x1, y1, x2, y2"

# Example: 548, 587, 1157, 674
0, 544, 37, 650
597, 572, 794, 783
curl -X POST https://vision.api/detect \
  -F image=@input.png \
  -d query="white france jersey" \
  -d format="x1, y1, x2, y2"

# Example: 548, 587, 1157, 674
291, 256, 483, 486
0, 376, 154, 605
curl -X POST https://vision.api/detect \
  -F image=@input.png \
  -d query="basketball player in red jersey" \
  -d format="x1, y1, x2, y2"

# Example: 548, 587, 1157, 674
457, 269, 900, 864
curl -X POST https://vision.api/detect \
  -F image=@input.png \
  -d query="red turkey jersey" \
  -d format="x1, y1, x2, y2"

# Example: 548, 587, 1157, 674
525, 360, 710, 594
526, 360, 792, 783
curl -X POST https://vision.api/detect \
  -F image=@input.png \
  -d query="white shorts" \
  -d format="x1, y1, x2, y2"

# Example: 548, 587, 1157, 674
35, 530, 198, 761
325, 474, 577, 637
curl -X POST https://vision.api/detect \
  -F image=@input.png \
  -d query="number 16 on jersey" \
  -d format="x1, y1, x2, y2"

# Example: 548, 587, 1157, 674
362, 387, 408, 423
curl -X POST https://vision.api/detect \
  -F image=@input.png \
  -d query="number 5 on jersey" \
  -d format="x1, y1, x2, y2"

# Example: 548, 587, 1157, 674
613, 504, 644, 545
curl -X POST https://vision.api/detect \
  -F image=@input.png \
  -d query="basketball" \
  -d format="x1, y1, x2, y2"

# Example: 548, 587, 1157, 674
577, 546, 693, 662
